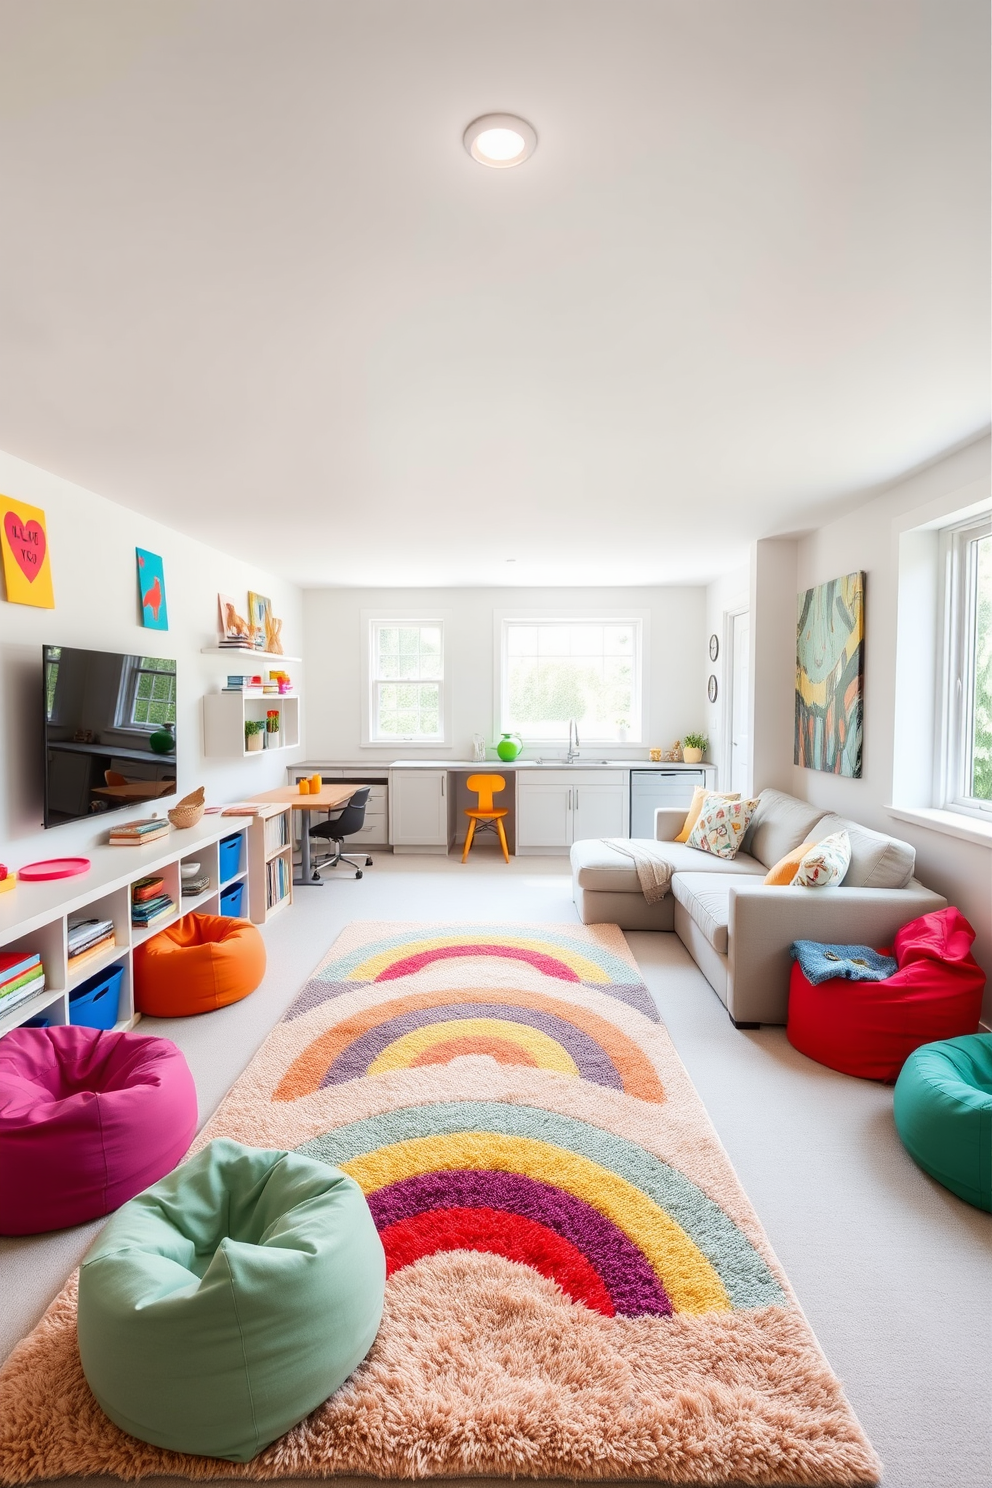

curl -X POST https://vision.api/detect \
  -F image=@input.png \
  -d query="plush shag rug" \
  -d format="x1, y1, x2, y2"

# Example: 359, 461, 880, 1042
0, 921, 881, 1486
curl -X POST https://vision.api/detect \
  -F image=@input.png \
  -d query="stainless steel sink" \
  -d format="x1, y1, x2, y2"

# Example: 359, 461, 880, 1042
534, 758, 611, 765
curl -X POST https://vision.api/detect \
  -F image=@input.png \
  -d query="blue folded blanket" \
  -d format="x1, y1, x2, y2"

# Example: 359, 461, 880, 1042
791, 940, 898, 985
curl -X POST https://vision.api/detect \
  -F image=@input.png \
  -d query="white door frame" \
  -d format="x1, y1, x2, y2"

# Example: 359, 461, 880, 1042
725, 607, 750, 796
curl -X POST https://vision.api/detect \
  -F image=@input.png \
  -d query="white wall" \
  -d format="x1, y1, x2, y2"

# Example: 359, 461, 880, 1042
704, 564, 749, 788
791, 436, 992, 1013
750, 538, 800, 796
0, 448, 304, 867
303, 586, 708, 762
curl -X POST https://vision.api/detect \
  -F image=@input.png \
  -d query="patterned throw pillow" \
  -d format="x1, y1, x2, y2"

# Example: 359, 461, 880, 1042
686, 794, 758, 859
791, 830, 852, 887
674, 787, 740, 843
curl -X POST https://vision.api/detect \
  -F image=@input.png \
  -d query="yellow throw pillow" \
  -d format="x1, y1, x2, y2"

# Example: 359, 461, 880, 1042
764, 837, 817, 885
675, 787, 739, 843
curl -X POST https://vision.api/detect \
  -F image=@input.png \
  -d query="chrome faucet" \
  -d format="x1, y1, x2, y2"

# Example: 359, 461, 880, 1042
567, 719, 580, 763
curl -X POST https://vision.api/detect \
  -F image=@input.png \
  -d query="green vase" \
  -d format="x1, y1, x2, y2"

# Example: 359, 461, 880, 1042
149, 722, 176, 756
496, 732, 522, 761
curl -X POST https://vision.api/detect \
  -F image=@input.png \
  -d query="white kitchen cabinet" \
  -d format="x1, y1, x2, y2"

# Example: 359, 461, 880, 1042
389, 769, 449, 851
515, 779, 572, 848
516, 771, 626, 852
572, 779, 627, 840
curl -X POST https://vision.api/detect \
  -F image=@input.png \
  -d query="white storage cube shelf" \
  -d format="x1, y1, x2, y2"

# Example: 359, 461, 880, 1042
202, 693, 301, 758
0, 817, 254, 1039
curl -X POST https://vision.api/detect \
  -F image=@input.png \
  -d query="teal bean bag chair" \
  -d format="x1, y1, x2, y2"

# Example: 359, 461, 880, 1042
894, 1033, 992, 1212
77, 1138, 386, 1461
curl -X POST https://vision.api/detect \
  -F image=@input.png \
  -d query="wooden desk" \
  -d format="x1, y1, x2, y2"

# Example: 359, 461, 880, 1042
248, 785, 357, 885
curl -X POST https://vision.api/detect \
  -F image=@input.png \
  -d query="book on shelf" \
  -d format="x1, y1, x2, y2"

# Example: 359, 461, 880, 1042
110, 820, 170, 846
67, 918, 115, 954
68, 933, 116, 967
221, 804, 263, 816
0, 974, 46, 1015
0, 961, 44, 999
181, 875, 210, 896
131, 894, 175, 924
0, 951, 42, 989
132, 876, 166, 903
265, 853, 290, 908
134, 903, 176, 931
263, 813, 290, 853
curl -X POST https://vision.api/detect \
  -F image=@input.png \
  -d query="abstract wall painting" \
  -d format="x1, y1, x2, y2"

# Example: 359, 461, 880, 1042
795, 570, 864, 777
136, 548, 169, 630
1, 498, 54, 607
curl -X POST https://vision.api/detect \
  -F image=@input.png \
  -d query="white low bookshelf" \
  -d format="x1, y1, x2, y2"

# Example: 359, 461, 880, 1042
0, 807, 289, 1039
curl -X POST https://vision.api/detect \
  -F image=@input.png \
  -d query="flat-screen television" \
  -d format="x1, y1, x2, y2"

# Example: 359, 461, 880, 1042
43, 645, 177, 828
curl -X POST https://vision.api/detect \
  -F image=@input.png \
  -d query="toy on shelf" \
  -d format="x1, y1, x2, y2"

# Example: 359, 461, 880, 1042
0, 864, 14, 893
18, 857, 91, 881
264, 610, 284, 655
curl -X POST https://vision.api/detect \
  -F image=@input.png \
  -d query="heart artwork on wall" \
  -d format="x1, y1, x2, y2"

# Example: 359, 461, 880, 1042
1, 499, 55, 608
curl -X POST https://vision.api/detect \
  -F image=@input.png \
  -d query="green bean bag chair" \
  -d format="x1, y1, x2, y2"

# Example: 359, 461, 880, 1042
894, 1033, 992, 1212
77, 1138, 386, 1461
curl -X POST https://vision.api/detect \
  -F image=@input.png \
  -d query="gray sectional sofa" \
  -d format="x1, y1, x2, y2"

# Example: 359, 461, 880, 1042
570, 788, 946, 1027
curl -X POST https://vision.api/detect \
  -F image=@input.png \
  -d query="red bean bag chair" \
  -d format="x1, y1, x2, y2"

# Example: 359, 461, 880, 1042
133, 912, 265, 1018
0, 1026, 197, 1235
787, 908, 985, 1082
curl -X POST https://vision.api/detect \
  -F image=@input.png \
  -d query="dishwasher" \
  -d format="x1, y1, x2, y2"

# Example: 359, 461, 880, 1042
629, 769, 706, 838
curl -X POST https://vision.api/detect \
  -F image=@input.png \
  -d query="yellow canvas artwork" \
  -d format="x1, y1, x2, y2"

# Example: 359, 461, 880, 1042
1, 497, 54, 608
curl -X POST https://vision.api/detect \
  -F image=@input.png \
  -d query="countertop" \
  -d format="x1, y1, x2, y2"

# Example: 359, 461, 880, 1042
294, 758, 714, 771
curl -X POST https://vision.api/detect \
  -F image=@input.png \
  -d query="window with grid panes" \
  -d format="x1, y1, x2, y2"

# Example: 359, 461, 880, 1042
500, 618, 642, 743
369, 622, 444, 742
942, 514, 992, 815
116, 655, 177, 730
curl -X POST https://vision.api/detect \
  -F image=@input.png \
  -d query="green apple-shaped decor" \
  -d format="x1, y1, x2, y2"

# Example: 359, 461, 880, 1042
496, 732, 522, 761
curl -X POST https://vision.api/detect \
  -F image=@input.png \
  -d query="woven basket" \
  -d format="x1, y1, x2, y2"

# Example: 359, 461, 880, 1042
168, 785, 205, 830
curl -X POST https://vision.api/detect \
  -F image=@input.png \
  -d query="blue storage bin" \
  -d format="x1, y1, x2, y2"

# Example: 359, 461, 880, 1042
70, 964, 124, 1030
219, 881, 245, 918
218, 833, 243, 884
23, 1015, 53, 1028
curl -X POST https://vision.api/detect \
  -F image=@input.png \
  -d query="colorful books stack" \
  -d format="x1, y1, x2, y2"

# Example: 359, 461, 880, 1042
265, 854, 290, 907
109, 817, 170, 847
0, 952, 45, 1017
67, 917, 116, 966
223, 674, 264, 694
131, 876, 176, 931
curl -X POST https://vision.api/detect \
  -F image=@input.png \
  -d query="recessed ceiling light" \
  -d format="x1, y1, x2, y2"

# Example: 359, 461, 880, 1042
463, 114, 537, 169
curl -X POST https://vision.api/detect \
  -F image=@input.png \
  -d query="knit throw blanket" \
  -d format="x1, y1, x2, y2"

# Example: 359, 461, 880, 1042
601, 839, 675, 904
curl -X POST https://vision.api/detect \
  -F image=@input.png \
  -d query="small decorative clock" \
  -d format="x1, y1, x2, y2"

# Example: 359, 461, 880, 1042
709, 633, 719, 662
707, 674, 718, 703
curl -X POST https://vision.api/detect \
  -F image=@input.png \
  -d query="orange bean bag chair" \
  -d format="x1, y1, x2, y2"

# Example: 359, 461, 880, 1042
134, 913, 266, 1018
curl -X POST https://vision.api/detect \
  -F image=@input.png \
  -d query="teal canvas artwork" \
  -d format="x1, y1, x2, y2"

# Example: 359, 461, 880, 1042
136, 548, 169, 630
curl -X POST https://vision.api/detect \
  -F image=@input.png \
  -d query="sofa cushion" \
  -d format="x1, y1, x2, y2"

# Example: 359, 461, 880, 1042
807, 814, 916, 889
671, 875, 733, 954
740, 789, 827, 868
570, 838, 765, 895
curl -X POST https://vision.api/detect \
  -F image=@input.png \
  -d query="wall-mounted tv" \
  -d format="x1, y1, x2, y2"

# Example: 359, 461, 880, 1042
43, 646, 177, 828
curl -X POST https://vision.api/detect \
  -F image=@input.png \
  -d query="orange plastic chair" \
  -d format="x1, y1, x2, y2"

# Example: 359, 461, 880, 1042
104, 771, 128, 786
462, 774, 510, 863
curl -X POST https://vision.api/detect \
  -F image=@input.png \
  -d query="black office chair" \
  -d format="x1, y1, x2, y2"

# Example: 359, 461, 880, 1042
308, 787, 373, 880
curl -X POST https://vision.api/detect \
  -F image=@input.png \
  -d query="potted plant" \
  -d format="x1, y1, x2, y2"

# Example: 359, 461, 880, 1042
244, 719, 265, 753
681, 732, 708, 764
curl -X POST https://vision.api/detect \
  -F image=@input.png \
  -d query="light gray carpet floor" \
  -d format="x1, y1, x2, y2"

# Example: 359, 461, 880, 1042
1, 850, 989, 1488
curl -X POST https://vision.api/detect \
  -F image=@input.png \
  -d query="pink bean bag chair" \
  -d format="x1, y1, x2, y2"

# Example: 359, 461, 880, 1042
0, 1026, 197, 1236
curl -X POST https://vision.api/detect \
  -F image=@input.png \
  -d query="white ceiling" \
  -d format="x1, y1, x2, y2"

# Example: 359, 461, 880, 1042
0, 1, 988, 588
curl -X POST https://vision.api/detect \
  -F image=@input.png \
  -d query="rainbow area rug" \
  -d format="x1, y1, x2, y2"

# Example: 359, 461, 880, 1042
0, 922, 880, 1485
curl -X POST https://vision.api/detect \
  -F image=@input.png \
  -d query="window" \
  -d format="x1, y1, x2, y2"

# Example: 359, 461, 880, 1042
942, 514, 991, 815
368, 621, 444, 743
116, 655, 177, 730
499, 617, 643, 743
44, 645, 61, 722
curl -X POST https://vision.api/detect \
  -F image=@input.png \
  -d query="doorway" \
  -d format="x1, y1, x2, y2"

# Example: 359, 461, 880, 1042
729, 609, 750, 795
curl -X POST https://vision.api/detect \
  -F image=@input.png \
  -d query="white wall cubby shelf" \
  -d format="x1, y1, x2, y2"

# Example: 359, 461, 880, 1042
0, 811, 278, 1039
202, 693, 301, 758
